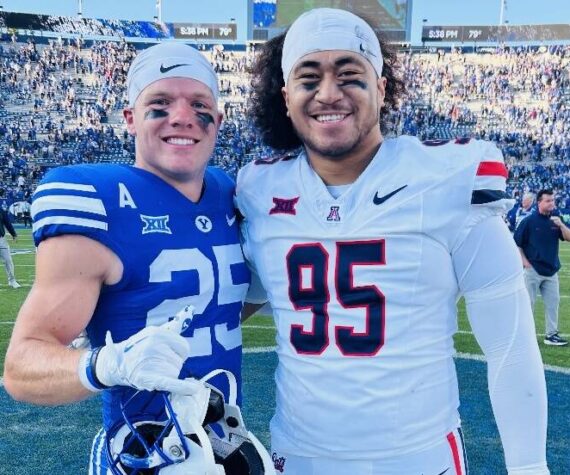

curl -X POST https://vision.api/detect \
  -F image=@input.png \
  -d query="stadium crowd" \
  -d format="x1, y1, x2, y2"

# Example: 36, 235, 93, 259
0, 35, 569, 221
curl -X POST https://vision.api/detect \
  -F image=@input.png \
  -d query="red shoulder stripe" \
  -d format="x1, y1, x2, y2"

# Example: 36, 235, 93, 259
476, 161, 508, 178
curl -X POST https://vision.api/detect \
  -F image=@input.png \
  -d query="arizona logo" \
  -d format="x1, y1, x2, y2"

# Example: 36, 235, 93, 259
326, 205, 341, 222
272, 452, 286, 473
270, 197, 299, 215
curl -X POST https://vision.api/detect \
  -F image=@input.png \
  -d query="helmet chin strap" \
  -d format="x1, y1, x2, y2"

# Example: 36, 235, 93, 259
168, 382, 218, 472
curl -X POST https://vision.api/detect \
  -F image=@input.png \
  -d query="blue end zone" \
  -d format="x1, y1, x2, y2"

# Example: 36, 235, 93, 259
1, 355, 568, 474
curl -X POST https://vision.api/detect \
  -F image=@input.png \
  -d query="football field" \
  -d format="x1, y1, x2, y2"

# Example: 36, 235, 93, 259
1, 228, 569, 474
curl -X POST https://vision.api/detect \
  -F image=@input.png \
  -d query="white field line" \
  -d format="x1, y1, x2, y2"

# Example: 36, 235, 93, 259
2, 321, 570, 342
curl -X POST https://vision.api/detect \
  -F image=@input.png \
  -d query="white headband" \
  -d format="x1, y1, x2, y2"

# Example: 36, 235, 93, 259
282, 8, 383, 84
126, 42, 219, 107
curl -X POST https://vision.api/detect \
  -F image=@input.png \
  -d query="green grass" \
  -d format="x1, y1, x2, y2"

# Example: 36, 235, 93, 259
1, 228, 570, 371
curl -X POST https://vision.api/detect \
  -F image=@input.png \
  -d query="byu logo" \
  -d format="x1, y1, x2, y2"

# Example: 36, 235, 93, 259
195, 215, 213, 233
326, 206, 341, 222
140, 214, 172, 234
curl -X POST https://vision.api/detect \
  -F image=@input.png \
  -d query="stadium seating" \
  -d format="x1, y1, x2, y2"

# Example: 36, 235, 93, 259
1, 36, 569, 219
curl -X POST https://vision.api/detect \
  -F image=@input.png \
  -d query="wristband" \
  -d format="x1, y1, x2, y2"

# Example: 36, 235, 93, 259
78, 347, 109, 392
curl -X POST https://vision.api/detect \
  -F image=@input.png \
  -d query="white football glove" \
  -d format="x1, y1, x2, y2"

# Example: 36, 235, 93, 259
80, 306, 201, 395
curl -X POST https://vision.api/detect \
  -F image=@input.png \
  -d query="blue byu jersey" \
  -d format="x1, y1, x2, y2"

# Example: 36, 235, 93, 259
31, 164, 249, 429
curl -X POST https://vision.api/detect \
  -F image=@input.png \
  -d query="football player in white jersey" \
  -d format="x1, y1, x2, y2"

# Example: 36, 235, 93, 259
4, 43, 262, 473
237, 8, 549, 475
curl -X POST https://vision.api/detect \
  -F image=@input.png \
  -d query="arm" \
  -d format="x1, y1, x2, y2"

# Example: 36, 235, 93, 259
517, 247, 532, 268
454, 216, 549, 474
513, 219, 531, 268
3, 234, 122, 405
2, 210, 17, 239
549, 216, 570, 241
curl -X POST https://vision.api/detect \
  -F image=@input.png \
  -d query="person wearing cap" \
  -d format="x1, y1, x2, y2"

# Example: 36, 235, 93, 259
4, 42, 251, 472
237, 8, 549, 475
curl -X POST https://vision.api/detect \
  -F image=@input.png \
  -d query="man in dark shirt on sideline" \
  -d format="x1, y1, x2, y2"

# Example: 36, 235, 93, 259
0, 208, 20, 289
514, 189, 570, 345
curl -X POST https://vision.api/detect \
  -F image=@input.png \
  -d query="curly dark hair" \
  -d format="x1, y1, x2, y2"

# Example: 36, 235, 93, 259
247, 18, 406, 151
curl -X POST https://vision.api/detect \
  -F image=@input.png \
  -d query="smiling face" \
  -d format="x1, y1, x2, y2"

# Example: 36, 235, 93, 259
282, 50, 386, 169
124, 77, 222, 188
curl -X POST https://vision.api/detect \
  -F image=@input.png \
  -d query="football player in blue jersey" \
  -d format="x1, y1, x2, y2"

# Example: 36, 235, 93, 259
237, 8, 550, 475
4, 42, 255, 473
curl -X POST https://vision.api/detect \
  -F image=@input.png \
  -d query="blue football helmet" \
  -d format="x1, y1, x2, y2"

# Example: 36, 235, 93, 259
105, 370, 275, 474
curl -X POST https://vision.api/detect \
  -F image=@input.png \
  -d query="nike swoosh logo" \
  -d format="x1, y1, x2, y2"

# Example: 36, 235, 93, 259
160, 63, 189, 73
437, 468, 450, 475
373, 185, 408, 205
359, 42, 377, 57
124, 335, 150, 352
226, 214, 236, 227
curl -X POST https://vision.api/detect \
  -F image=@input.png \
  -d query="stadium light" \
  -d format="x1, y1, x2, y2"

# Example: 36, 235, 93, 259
77, 0, 83, 18
499, 0, 507, 25
156, 0, 162, 23
422, 19, 428, 50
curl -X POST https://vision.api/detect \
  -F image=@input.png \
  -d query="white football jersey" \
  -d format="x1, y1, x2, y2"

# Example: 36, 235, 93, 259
236, 136, 512, 459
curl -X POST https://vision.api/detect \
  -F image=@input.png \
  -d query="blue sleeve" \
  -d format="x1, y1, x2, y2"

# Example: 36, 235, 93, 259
30, 165, 120, 256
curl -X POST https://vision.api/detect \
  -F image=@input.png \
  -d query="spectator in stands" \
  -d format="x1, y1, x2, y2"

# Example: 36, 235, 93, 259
239, 7, 550, 475
4, 42, 251, 474
515, 191, 535, 228
0, 206, 20, 288
514, 189, 570, 346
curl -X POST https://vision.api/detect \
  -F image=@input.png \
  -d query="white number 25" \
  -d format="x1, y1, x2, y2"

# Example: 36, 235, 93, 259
146, 244, 248, 357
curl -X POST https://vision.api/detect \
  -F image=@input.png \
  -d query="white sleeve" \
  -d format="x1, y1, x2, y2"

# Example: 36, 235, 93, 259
453, 215, 549, 474
245, 262, 268, 305
235, 201, 268, 305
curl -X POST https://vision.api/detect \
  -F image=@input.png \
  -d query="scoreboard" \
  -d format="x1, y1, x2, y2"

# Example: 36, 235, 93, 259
422, 24, 570, 43
252, 0, 413, 42
173, 22, 237, 41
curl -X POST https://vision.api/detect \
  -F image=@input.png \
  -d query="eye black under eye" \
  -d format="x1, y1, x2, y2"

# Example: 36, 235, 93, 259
339, 79, 368, 90
300, 82, 318, 91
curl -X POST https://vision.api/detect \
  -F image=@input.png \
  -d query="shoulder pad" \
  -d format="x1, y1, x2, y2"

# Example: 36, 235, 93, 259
31, 165, 110, 246
421, 137, 472, 147
253, 150, 298, 165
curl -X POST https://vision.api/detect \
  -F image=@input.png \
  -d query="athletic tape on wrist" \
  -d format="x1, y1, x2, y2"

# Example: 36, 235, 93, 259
78, 347, 109, 392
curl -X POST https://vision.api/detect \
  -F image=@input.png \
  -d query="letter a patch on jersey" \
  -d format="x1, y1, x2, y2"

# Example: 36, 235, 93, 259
119, 182, 137, 209
270, 197, 299, 215
326, 206, 341, 222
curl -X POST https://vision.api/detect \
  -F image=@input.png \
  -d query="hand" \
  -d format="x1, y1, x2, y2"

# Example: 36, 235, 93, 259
523, 260, 532, 269
550, 216, 563, 227
11, 235, 17, 242
95, 306, 201, 394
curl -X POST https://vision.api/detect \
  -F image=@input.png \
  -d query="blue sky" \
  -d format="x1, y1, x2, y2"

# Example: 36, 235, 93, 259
1, 0, 569, 44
